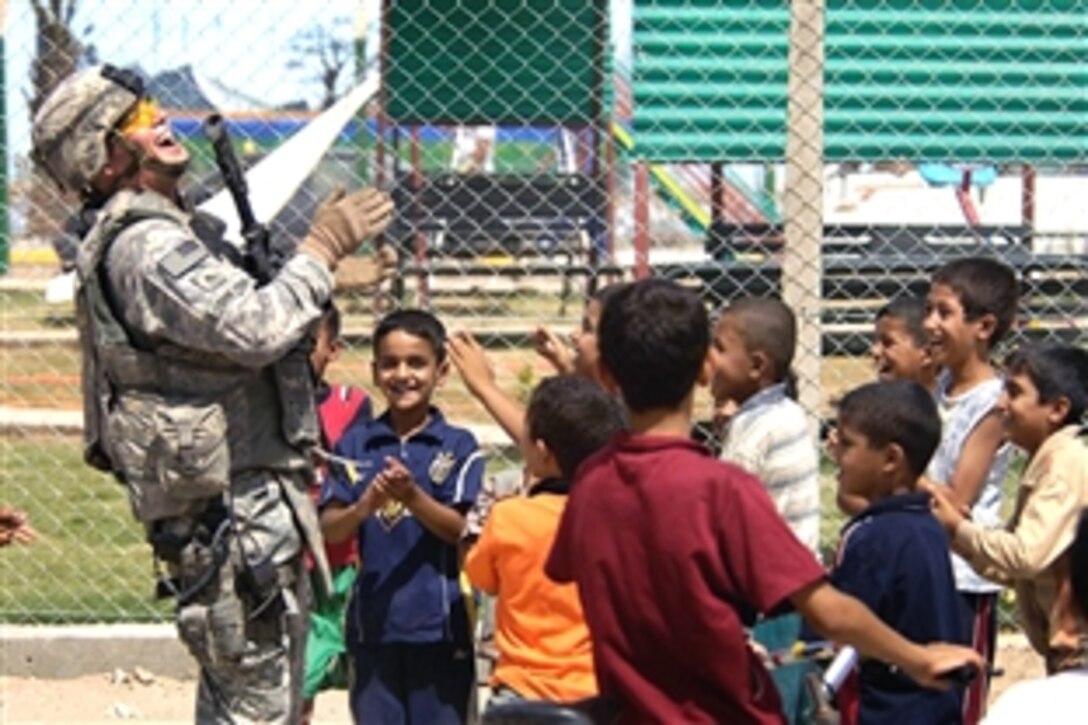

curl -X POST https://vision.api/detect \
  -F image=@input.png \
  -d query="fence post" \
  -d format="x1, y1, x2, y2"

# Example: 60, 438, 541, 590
784, 0, 825, 436
634, 162, 650, 280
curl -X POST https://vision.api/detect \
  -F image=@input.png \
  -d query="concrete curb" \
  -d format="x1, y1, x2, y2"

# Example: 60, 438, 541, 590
0, 625, 1038, 682
0, 624, 196, 680
0, 407, 83, 434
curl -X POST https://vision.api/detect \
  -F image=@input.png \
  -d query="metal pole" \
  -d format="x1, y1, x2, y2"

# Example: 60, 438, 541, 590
784, 0, 825, 436
411, 126, 428, 308
1022, 165, 1036, 247
710, 162, 723, 223
605, 127, 616, 265
375, 0, 390, 190
634, 163, 650, 280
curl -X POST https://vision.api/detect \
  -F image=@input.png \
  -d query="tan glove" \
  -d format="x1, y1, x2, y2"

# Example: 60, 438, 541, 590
298, 187, 395, 270
334, 245, 399, 290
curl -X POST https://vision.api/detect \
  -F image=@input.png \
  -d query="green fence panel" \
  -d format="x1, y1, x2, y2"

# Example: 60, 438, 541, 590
385, 0, 608, 125
633, 0, 1088, 162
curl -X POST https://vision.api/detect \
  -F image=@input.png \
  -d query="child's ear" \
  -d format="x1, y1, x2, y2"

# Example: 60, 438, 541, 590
436, 358, 450, 386
536, 439, 558, 469
749, 350, 770, 380
975, 313, 998, 343
884, 442, 905, 476
597, 359, 621, 396
329, 338, 345, 363
1047, 395, 1072, 427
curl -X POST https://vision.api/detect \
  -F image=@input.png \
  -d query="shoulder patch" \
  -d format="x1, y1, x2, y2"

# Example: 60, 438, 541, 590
158, 239, 209, 279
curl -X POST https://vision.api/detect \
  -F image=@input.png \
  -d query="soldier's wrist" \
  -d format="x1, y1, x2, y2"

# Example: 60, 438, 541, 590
298, 236, 339, 271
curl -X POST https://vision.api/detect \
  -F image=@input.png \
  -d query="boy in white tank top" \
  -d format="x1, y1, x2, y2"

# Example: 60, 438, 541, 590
923, 256, 1019, 724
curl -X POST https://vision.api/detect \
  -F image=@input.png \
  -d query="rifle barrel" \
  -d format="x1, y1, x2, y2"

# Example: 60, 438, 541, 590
204, 114, 258, 232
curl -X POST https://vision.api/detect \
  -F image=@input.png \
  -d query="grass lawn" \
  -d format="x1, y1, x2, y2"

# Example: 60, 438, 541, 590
1, 434, 170, 623
0, 434, 1027, 625
0, 287, 1027, 625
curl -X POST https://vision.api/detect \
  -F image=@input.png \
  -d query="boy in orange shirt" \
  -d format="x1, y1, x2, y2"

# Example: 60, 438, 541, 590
465, 375, 625, 710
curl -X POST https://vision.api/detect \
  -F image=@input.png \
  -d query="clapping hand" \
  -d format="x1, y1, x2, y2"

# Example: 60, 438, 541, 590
373, 457, 419, 505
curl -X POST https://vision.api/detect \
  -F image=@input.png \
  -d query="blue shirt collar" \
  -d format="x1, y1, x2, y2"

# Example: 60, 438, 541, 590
848, 491, 931, 526
368, 406, 449, 444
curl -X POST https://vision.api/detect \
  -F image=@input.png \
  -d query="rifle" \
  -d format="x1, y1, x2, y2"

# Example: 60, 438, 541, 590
203, 114, 280, 284
202, 114, 318, 449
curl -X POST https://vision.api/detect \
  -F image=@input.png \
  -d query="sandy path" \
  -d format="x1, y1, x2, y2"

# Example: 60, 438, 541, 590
0, 635, 1043, 723
0, 673, 352, 724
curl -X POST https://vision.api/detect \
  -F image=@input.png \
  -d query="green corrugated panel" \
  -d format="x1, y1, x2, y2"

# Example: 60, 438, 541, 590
385, 0, 607, 125
633, 0, 1088, 163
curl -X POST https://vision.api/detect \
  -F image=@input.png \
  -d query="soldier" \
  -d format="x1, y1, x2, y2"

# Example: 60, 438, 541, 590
31, 64, 395, 723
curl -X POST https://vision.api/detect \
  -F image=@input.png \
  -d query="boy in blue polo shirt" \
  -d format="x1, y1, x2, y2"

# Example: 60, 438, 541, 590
826, 380, 969, 724
321, 309, 485, 724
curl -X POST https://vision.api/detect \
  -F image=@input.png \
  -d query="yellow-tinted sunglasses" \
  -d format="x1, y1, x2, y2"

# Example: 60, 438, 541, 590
118, 98, 160, 133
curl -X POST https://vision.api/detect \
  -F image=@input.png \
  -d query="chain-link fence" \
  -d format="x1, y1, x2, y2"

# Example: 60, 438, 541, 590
1, 0, 1084, 626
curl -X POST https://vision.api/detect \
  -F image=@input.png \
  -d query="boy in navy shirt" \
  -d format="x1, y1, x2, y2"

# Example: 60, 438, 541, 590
827, 380, 969, 724
321, 309, 484, 724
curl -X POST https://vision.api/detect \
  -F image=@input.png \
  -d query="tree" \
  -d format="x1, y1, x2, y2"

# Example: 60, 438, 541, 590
29, 0, 83, 115
26, 0, 85, 245
287, 19, 353, 110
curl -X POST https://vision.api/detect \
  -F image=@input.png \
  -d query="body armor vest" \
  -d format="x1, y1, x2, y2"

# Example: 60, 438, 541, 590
75, 189, 314, 523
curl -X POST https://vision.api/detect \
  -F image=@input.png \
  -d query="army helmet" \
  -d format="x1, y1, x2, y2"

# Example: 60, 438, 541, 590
31, 64, 144, 195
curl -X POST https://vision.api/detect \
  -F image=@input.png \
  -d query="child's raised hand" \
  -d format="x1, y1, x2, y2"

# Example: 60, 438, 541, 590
448, 331, 495, 395
532, 326, 575, 374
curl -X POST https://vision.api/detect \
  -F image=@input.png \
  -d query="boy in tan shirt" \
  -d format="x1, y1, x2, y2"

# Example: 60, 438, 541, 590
931, 344, 1088, 672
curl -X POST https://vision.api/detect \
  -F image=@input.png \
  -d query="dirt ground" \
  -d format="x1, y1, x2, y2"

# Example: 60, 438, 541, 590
0, 672, 355, 724
0, 635, 1044, 724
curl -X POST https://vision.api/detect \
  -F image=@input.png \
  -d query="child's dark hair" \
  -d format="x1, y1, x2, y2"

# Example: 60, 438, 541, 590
876, 297, 928, 348
723, 297, 796, 383
373, 309, 447, 362
320, 300, 343, 341
932, 256, 1019, 347
837, 380, 941, 478
598, 279, 709, 413
1072, 509, 1088, 621
1004, 344, 1088, 427
526, 376, 626, 479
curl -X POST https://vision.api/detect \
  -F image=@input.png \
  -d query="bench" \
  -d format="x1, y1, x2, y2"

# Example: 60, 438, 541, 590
658, 223, 1086, 355
386, 172, 604, 258
384, 171, 620, 313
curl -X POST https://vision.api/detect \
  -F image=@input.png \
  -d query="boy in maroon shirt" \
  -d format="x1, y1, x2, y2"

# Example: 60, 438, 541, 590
546, 278, 981, 724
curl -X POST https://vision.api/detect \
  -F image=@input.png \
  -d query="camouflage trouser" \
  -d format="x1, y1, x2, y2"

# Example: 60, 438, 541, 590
172, 471, 310, 724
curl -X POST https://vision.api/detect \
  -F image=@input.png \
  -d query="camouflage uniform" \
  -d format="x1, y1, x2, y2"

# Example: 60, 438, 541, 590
95, 192, 332, 723
33, 66, 335, 724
